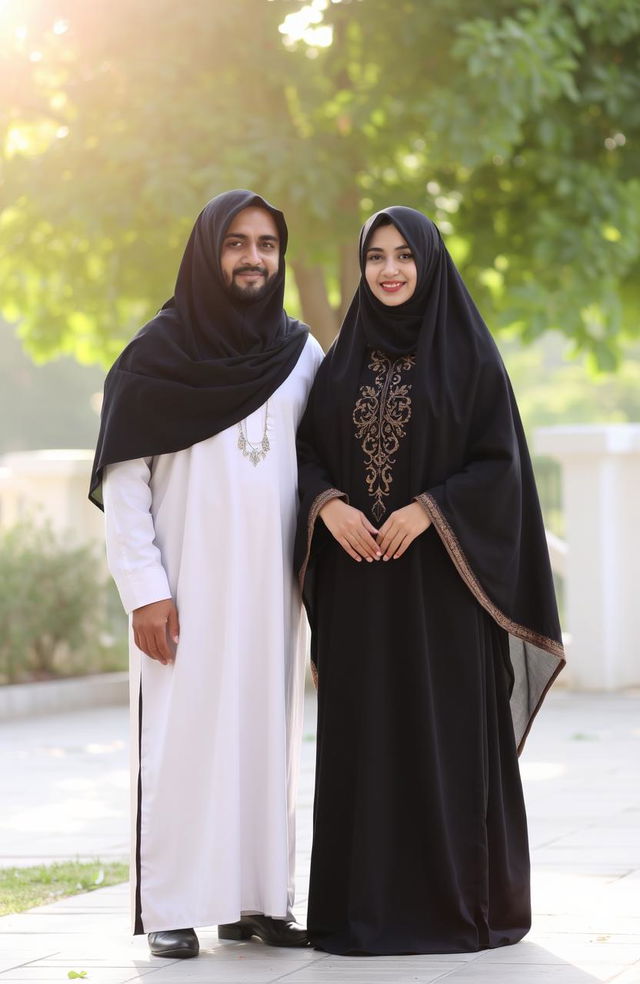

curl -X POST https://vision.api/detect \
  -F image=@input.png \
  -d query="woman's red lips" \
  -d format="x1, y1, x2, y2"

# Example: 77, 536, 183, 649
380, 281, 405, 292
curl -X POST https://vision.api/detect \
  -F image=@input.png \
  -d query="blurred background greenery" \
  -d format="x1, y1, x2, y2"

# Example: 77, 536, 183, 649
1, 0, 638, 675
1, 0, 639, 364
2, 0, 639, 465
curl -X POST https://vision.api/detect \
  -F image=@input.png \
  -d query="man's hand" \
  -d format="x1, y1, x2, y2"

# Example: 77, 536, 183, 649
377, 503, 431, 560
132, 599, 180, 665
319, 498, 381, 562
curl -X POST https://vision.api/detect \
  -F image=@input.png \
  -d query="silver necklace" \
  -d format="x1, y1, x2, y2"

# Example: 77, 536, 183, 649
237, 401, 270, 466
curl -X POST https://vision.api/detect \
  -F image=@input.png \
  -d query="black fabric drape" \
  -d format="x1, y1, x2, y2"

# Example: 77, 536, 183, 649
294, 206, 564, 752
306, 525, 532, 953
89, 189, 308, 508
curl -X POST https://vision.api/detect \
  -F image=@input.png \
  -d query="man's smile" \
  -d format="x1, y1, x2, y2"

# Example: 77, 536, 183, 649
235, 267, 267, 280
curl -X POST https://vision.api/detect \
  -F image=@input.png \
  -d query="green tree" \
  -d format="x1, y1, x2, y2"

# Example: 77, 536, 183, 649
1, 0, 639, 363
0, 521, 105, 683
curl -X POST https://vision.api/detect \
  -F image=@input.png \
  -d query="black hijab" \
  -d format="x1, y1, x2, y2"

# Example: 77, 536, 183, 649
355, 209, 440, 356
295, 206, 564, 751
89, 189, 308, 508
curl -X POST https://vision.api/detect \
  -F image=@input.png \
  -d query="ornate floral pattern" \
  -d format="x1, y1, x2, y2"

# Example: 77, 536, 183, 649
353, 350, 416, 521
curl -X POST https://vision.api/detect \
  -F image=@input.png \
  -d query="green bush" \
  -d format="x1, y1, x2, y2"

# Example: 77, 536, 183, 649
0, 521, 126, 684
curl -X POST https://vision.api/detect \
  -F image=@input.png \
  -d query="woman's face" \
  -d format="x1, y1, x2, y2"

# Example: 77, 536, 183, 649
364, 222, 417, 306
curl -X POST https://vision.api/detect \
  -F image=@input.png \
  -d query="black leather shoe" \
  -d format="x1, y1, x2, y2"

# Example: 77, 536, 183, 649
148, 928, 199, 958
218, 915, 308, 947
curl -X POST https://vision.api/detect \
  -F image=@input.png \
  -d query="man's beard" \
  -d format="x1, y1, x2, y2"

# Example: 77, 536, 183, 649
226, 267, 274, 302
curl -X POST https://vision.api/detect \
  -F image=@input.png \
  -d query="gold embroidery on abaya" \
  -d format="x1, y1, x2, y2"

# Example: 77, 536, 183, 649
353, 351, 415, 521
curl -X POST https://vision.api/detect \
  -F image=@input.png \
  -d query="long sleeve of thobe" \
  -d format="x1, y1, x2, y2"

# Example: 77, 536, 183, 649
103, 457, 172, 614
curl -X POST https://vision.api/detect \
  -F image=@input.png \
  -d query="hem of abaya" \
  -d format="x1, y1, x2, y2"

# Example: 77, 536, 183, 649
514, 659, 565, 751
414, 492, 565, 752
415, 493, 563, 660
309, 930, 529, 957
298, 488, 348, 589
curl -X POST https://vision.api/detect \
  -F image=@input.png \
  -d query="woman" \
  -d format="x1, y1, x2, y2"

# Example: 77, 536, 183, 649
294, 207, 564, 955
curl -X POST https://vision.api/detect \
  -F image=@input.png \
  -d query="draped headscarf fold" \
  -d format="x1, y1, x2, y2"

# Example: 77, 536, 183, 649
90, 189, 308, 508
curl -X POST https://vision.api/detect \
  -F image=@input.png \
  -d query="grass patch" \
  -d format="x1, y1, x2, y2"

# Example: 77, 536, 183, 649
0, 860, 128, 915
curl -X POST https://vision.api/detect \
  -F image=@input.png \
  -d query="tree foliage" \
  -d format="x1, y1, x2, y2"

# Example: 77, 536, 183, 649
1, 0, 639, 363
0, 520, 104, 683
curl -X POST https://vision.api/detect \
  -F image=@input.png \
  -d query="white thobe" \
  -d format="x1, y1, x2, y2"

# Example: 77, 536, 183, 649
103, 335, 323, 933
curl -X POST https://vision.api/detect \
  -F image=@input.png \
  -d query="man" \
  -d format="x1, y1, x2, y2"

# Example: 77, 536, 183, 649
89, 190, 323, 958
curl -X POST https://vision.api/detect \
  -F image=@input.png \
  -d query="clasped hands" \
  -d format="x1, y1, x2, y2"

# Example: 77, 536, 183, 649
319, 498, 431, 563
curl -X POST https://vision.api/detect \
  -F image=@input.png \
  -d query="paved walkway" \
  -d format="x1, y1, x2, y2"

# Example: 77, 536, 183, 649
0, 689, 639, 983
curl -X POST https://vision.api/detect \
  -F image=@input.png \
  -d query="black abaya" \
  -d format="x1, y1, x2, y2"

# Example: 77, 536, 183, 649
294, 207, 563, 955
306, 350, 531, 955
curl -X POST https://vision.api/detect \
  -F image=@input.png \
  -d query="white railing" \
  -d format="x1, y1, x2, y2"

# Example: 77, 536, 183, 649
535, 424, 640, 691
2, 435, 639, 691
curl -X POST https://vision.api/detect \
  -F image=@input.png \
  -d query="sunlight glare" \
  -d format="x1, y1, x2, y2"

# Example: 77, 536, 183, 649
279, 2, 333, 48
0, 0, 25, 38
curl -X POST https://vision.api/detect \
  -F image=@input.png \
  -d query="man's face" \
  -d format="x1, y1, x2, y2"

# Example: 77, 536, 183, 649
220, 206, 280, 301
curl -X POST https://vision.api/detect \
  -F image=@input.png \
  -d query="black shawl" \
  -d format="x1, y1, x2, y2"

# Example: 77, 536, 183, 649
294, 206, 564, 751
89, 189, 308, 508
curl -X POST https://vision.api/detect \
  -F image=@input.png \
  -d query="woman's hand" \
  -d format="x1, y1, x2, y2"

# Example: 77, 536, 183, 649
319, 498, 381, 563
377, 502, 431, 560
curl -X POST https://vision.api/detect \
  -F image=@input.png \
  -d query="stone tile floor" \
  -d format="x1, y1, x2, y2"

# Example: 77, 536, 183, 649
0, 689, 639, 983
